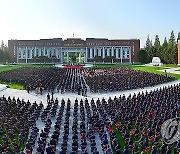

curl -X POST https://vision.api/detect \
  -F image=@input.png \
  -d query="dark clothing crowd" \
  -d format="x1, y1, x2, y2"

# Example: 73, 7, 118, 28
0, 67, 175, 95
0, 96, 43, 153
0, 83, 179, 153
83, 67, 175, 93
0, 67, 88, 96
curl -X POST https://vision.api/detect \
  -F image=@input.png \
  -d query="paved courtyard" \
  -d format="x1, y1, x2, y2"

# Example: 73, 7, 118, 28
0, 79, 180, 107
158, 67, 180, 74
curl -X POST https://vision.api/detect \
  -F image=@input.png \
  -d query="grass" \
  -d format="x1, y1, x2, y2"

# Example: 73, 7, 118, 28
0, 81, 24, 90
129, 65, 180, 79
0, 64, 54, 73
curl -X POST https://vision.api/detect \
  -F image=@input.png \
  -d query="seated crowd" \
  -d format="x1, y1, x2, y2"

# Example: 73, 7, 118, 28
0, 83, 179, 153
83, 67, 175, 93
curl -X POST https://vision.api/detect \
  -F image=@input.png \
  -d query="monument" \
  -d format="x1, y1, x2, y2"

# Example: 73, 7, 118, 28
151, 57, 162, 66
144, 56, 163, 66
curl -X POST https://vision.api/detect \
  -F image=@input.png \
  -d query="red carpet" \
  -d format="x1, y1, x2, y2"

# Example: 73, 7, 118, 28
63, 65, 84, 69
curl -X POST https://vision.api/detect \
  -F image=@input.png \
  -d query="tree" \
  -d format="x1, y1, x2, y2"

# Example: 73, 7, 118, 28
153, 35, 161, 56
177, 32, 180, 41
160, 37, 168, 63
0, 40, 9, 63
169, 30, 176, 45
145, 35, 151, 49
162, 37, 168, 47
139, 49, 148, 63
139, 31, 178, 64
154, 35, 160, 47
0, 40, 5, 50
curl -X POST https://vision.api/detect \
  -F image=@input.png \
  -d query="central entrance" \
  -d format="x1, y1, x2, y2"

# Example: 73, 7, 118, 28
62, 47, 86, 64
64, 52, 85, 64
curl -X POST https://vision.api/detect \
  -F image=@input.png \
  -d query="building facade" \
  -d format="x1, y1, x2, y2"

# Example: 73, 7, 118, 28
178, 40, 180, 65
8, 38, 140, 63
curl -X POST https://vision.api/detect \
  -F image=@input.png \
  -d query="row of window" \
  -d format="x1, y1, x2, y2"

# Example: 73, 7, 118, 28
18, 50, 60, 59
87, 48, 130, 59
18, 42, 62, 46
18, 41, 131, 46
87, 41, 130, 46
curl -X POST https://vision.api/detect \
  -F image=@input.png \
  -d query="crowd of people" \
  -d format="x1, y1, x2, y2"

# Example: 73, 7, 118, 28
0, 66, 176, 95
108, 84, 180, 153
83, 67, 175, 93
0, 83, 179, 153
0, 95, 43, 153
0, 67, 87, 96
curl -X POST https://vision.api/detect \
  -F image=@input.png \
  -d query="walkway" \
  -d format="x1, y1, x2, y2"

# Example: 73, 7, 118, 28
0, 79, 179, 107
158, 67, 180, 74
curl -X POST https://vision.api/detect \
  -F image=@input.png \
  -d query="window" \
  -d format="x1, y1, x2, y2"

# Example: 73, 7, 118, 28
19, 50, 21, 58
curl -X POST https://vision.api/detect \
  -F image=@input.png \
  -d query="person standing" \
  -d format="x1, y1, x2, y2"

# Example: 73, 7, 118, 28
84, 87, 87, 97
47, 93, 50, 101
40, 87, 43, 95
26, 85, 30, 93
51, 89, 54, 100
82, 88, 84, 96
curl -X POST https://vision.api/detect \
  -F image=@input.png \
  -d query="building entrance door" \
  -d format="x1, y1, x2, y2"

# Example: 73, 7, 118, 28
63, 52, 85, 65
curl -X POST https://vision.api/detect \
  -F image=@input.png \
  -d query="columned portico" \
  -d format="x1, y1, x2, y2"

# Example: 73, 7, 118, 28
60, 47, 63, 63
103, 47, 105, 59
85, 47, 88, 62
25, 47, 28, 63
111, 47, 114, 57
116, 48, 119, 59
90, 48, 93, 59
94, 47, 96, 57
120, 47, 123, 63
66, 52, 69, 63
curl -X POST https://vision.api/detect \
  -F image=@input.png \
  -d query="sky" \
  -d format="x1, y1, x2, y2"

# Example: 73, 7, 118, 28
0, 0, 179, 47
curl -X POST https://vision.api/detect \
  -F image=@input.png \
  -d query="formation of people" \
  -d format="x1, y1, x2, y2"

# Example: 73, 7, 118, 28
0, 83, 179, 153
108, 84, 180, 153
83, 67, 175, 93
0, 67, 87, 96
0, 66, 175, 95
0, 95, 43, 153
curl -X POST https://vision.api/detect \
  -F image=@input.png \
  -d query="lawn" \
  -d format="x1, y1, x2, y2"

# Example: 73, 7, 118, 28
129, 65, 180, 79
0, 64, 54, 73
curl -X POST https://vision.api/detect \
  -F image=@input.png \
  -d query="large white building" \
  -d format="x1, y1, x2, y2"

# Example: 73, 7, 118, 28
8, 38, 140, 63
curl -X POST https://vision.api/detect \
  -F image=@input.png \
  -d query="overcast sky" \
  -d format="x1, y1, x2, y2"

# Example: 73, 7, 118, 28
0, 0, 179, 47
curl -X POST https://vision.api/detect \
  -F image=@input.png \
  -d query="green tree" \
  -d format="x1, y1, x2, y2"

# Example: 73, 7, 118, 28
145, 35, 151, 49
177, 32, 180, 40
169, 30, 176, 45
168, 31, 177, 64
160, 37, 168, 63
163, 37, 168, 47
0, 40, 9, 63
139, 49, 148, 63
154, 35, 161, 56
140, 31, 178, 64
